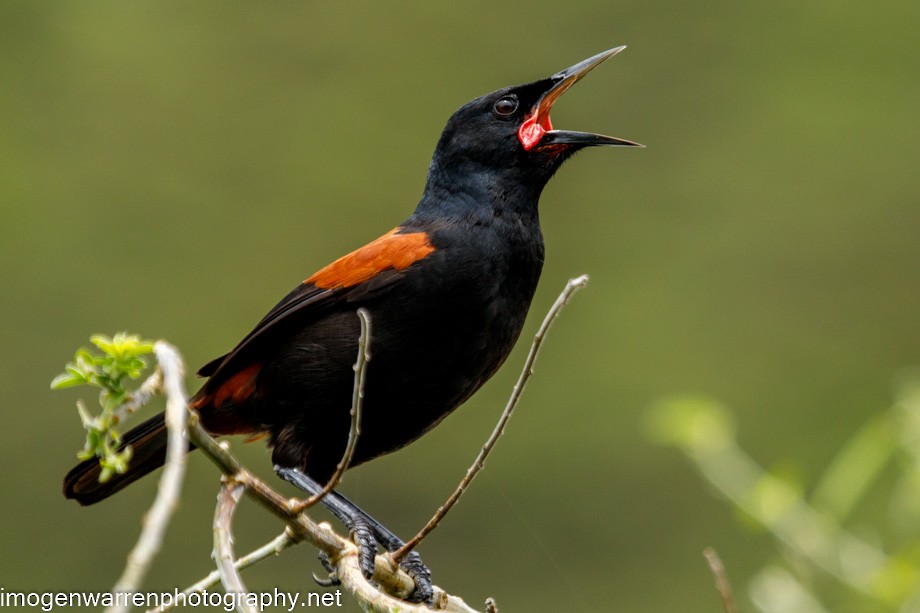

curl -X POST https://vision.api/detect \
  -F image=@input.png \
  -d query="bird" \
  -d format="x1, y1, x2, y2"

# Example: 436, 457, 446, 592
63, 46, 641, 600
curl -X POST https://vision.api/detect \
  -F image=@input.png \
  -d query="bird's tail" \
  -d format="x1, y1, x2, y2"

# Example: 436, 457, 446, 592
63, 412, 187, 505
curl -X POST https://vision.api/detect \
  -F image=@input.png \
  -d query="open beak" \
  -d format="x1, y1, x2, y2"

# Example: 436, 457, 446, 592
518, 46, 644, 151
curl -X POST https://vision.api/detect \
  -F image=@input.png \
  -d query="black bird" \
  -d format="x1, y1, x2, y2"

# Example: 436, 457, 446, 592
64, 47, 641, 601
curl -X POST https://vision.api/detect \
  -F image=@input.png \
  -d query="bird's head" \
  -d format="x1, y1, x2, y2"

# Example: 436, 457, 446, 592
428, 46, 642, 193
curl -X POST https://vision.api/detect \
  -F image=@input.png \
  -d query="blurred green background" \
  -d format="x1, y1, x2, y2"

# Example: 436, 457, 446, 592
2, 2, 918, 611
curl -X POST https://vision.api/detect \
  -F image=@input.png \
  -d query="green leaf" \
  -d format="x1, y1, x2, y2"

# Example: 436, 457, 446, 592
76, 400, 93, 427
90, 334, 114, 355
65, 364, 89, 379
98, 466, 113, 483
74, 349, 96, 368
51, 373, 82, 389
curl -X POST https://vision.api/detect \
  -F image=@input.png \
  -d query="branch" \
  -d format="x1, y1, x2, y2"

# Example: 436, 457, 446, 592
394, 274, 590, 561
650, 397, 893, 596
703, 547, 737, 613
213, 477, 256, 613
108, 341, 189, 613
150, 530, 297, 613
333, 550, 481, 613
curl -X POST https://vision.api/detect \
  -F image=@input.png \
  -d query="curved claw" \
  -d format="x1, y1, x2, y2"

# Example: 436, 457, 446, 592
312, 571, 340, 588
314, 552, 341, 587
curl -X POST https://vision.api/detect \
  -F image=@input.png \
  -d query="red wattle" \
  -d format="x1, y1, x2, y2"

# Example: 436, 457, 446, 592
518, 113, 554, 151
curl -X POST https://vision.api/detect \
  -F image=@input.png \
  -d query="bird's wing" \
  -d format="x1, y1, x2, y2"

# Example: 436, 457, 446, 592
196, 226, 437, 380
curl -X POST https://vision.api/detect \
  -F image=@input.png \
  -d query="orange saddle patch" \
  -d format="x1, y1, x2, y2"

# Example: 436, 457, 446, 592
306, 228, 435, 290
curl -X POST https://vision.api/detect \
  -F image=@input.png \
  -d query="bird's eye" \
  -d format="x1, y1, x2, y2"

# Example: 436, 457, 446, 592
493, 96, 518, 117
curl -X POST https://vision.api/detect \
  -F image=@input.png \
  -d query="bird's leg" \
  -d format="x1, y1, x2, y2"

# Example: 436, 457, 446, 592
274, 466, 433, 604
275, 466, 377, 582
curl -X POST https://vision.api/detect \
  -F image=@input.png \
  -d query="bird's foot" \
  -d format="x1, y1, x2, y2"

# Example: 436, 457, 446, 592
313, 537, 433, 604
393, 549, 433, 604
311, 510, 378, 587
274, 465, 432, 603
343, 517, 433, 604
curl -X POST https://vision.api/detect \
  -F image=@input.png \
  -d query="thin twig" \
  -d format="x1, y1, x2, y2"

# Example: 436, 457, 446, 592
111, 367, 163, 427
394, 275, 590, 561
108, 341, 189, 613
292, 308, 370, 513
213, 477, 256, 613
704, 547, 738, 613
149, 530, 297, 613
